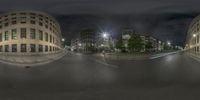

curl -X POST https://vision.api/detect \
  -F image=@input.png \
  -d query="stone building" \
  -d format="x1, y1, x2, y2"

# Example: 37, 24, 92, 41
0, 11, 63, 55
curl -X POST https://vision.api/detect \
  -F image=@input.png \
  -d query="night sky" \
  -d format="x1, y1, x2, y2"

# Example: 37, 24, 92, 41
1, 0, 200, 46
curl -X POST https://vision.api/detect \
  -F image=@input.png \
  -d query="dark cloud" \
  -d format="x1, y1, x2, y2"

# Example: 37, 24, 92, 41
0, 0, 200, 46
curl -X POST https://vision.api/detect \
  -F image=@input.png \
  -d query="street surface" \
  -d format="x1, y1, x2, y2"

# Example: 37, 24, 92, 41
0, 52, 200, 100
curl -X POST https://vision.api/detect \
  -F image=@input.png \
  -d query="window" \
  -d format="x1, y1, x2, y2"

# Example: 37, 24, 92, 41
39, 22, 43, 26
4, 31, 9, 41
12, 21, 17, 24
39, 30, 43, 40
45, 25, 48, 29
30, 13, 36, 16
20, 28, 26, 38
30, 16, 36, 19
20, 17, 26, 24
39, 14, 43, 17
11, 29, 17, 40
20, 12, 26, 15
11, 13, 16, 16
45, 45, 48, 52
0, 45, 2, 52
50, 35, 52, 43
4, 23, 8, 27
30, 44, 36, 52
197, 35, 199, 43
45, 32, 48, 42
4, 45, 9, 52
30, 20, 35, 24
50, 46, 52, 51
39, 45, 43, 52
12, 44, 17, 52
12, 17, 17, 20
21, 44, 26, 52
4, 18, 8, 21
45, 20, 48, 23
39, 18, 43, 21
30, 28, 36, 39
0, 33, 2, 42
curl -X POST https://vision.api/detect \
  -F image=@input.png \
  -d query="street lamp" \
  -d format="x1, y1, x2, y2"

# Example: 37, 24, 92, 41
193, 34, 197, 37
102, 32, 108, 38
78, 43, 81, 46
61, 38, 65, 42
167, 41, 171, 45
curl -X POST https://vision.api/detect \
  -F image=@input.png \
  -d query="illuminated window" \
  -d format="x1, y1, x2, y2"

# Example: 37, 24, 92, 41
11, 29, 17, 40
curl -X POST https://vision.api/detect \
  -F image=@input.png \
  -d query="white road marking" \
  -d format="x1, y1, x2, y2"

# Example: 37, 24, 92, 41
149, 51, 179, 59
94, 59, 119, 68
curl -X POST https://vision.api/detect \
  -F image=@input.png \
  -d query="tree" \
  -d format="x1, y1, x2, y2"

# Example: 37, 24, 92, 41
116, 38, 123, 49
128, 33, 143, 52
145, 41, 153, 52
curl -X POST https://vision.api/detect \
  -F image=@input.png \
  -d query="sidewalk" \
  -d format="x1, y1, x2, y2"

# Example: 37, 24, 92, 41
100, 51, 179, 60
0, 50, 67, 66
185, 52, 200, 62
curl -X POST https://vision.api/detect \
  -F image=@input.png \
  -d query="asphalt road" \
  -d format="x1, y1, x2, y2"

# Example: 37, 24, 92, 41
0, 52, 200, 100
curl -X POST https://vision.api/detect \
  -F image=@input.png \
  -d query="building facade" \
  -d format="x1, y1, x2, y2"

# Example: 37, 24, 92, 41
121, 29, 164, 52
0, 11, 63, 55
185, 15, 200, 55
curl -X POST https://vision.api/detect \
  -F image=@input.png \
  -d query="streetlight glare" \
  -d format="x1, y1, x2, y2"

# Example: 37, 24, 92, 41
167, 41, 171, 45
193, 34, 197, 37
102, 32, 108, 38
62, 38, 65, 42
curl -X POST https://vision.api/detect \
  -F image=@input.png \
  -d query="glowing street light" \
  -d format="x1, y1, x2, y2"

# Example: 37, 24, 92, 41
61, 38, 65, 42
78, 43, 82, 46
167, 41, 171, 45
102, 32, 108, 38
193, 34, 197, 37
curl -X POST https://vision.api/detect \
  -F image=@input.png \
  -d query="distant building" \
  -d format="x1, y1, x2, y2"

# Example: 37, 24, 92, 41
121, 29, 164, 52
71, 29, 96, 53
96, 33, 115, 52
71, 29, 116, 53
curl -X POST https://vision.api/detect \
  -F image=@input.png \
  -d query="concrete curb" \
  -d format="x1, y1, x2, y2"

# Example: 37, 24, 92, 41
103, 51, 179, 60
0, 51, 67, 67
